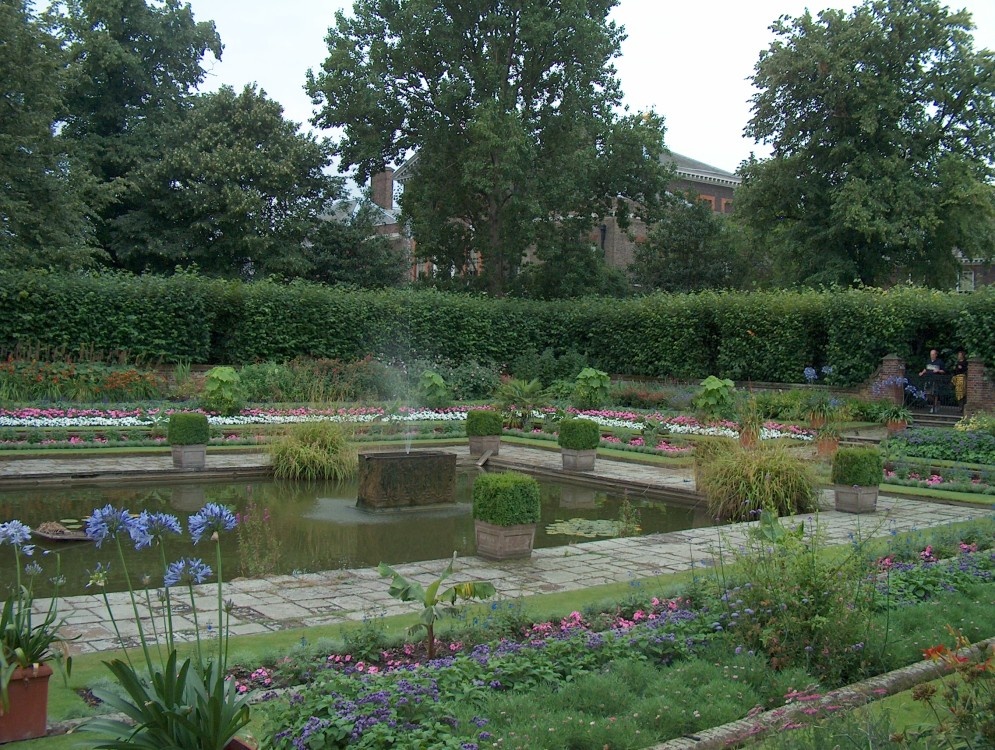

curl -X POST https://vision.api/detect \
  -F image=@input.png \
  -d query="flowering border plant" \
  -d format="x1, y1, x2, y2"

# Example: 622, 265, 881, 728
79, 503, 250, 750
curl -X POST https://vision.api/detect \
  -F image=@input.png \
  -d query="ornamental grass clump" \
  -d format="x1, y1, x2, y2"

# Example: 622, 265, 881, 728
472, 471, 541, 526
831, 447, 883, 487
270, 420, 358, 481
166, 411, 209, 445
698, 443, 818, 521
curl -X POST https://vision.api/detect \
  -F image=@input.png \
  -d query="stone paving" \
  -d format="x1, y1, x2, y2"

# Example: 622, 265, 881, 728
9, 445, 988, 655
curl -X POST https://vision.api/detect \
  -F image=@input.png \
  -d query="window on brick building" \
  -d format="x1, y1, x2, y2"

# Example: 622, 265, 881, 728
721, 198, 733, 214
957, 268, 976, 292
698, 194, 716, 210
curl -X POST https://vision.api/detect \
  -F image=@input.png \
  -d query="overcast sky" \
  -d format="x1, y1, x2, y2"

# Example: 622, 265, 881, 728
186, 0, 995, 177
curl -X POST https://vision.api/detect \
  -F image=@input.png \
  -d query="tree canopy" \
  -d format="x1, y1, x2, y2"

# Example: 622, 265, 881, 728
0, 0, 93, 267
307, 0, 671, 297
736, 0, 995, 288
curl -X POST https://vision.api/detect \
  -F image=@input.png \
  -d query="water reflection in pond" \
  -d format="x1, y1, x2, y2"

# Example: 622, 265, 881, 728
0, 471, 710, 597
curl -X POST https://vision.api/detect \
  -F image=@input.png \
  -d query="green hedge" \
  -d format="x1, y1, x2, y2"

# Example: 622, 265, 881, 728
2, 270, 993, 386
557, 418, 601, 450
472, 471, 541, 526
465, 409, 503, 436
167, 412, 210, 445
831, 447, 884, 487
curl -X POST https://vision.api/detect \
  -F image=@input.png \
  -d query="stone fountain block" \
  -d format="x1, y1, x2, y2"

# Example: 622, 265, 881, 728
357, 451, 457, 510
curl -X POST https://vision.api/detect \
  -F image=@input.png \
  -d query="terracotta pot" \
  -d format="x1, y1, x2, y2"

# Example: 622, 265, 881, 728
226, 737, 257, 750
816, 438, 839, 458
885, 420, 907, 436
0, 663, 53, 743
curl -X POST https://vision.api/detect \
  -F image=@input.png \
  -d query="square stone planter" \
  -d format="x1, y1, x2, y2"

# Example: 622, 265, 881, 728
171, 444, 206, 470
468, 435, 501, 457
560, 448, 596, 472
834, 485, 879, 514
474, 520, 536, 561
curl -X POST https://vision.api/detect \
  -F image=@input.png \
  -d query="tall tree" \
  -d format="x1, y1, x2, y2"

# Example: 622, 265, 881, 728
50, 0, 223, 264
307, 0, 671, 297
0, 0, 93, 267
112, 85, 342, 277
736, 0, 995, 288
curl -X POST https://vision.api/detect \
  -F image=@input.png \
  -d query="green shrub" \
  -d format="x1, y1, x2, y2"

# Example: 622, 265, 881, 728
270, 421, 358, 481
416, 369, 450, 409
692, 375, 736, 419
571, 367, 611, 410
557, 418, 601, 450
465, 409, 503, 436
472, 471, 541, 526
167, 412, 209, 445
200, 366, 244, 416
831, 447, 884, 487
698, 444, 818, 521
238, 362, 297, 402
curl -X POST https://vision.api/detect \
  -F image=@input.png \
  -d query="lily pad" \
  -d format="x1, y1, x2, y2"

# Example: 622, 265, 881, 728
545, 518, 640, 538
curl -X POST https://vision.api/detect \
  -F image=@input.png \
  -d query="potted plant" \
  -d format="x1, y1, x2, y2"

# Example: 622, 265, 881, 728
1, 520, 72, 743
465, 409, 503, 457
168, 411, 210, 469
472, 471, 541, 560
880, 403, 911, 435
557, 418, 601, 471
806, 394, 836, 429
830, 446, 883, 513
815, 423, 842, 458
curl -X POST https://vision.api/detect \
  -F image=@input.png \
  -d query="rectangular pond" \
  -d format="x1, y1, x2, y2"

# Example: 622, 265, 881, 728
0, 470, 712, 597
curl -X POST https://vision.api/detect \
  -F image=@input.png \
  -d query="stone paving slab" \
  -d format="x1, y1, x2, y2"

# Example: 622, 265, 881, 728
0, 445, 987, 654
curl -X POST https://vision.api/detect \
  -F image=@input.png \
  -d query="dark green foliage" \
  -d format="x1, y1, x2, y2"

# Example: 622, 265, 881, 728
167, 412, 209, 445
472, 472, 541, 526
831, 447, 884, 487
465, 409, 503, 437
6, 274, 995, 380
200, 367, 244, 416
557, 418, 601, 451
884, 428, 995, 465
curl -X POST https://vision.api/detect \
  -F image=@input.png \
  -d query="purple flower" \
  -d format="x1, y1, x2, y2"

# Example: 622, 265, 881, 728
189, 503, 237, 544
164, 558, 213, 588
0, 520, 31, 548
86, 505, 136, 548
130, 511, 182, 550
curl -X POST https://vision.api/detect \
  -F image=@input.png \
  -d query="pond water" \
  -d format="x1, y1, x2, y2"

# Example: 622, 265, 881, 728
0, 471, 710, 598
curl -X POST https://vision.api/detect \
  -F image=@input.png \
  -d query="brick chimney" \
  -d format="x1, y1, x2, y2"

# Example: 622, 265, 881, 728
372, 169, 394, 210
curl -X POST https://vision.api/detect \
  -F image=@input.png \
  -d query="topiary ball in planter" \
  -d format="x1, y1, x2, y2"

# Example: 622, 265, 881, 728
831, 446, 883, 514
466, 409, 503, 457
557, 418, 600, 471
168, 412, 210, 470
473, 471, 541, 560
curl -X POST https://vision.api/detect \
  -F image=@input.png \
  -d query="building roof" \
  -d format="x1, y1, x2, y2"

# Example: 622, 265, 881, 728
666, 151, 741, 188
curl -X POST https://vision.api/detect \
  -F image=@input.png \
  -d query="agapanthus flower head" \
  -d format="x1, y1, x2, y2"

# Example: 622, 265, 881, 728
130, 511, 182, 550
188, 503, 237, 544
164, 557, 213, 588
87, 561, 111, 588
0, 519, 32, 548
803, 366, 818, 383
24, 561, 43, 576
86, 505, 136, 548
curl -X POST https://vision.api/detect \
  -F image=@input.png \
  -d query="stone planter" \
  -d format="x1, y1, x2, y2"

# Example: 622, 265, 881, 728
560, 448, 596, 472
0, 663, 53, 743
834, 485, 879, 514
468, 435, 501, 457
171, 444, 206, 470
474, 519, 536, 561
357, 451, 456, 510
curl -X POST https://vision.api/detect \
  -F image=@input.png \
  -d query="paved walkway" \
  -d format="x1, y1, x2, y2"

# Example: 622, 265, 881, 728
11, 445, 987, 655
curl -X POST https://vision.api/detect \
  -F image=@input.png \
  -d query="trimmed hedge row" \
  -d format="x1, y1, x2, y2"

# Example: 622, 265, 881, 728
2, 270, 992, 386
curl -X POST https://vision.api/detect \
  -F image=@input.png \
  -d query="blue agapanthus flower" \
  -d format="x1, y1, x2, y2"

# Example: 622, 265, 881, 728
129, 511, 182, 550
0, 520, 32, 548
188, 503, 237, 544
803, 366, 818, 383
164, 558, 213, 588
87, 561, 111, 588
24, 561, 43, 576
86, 505, 136, 548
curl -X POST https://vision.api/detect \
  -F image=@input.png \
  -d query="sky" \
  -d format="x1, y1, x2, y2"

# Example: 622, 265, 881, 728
186, 0, 995, 177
